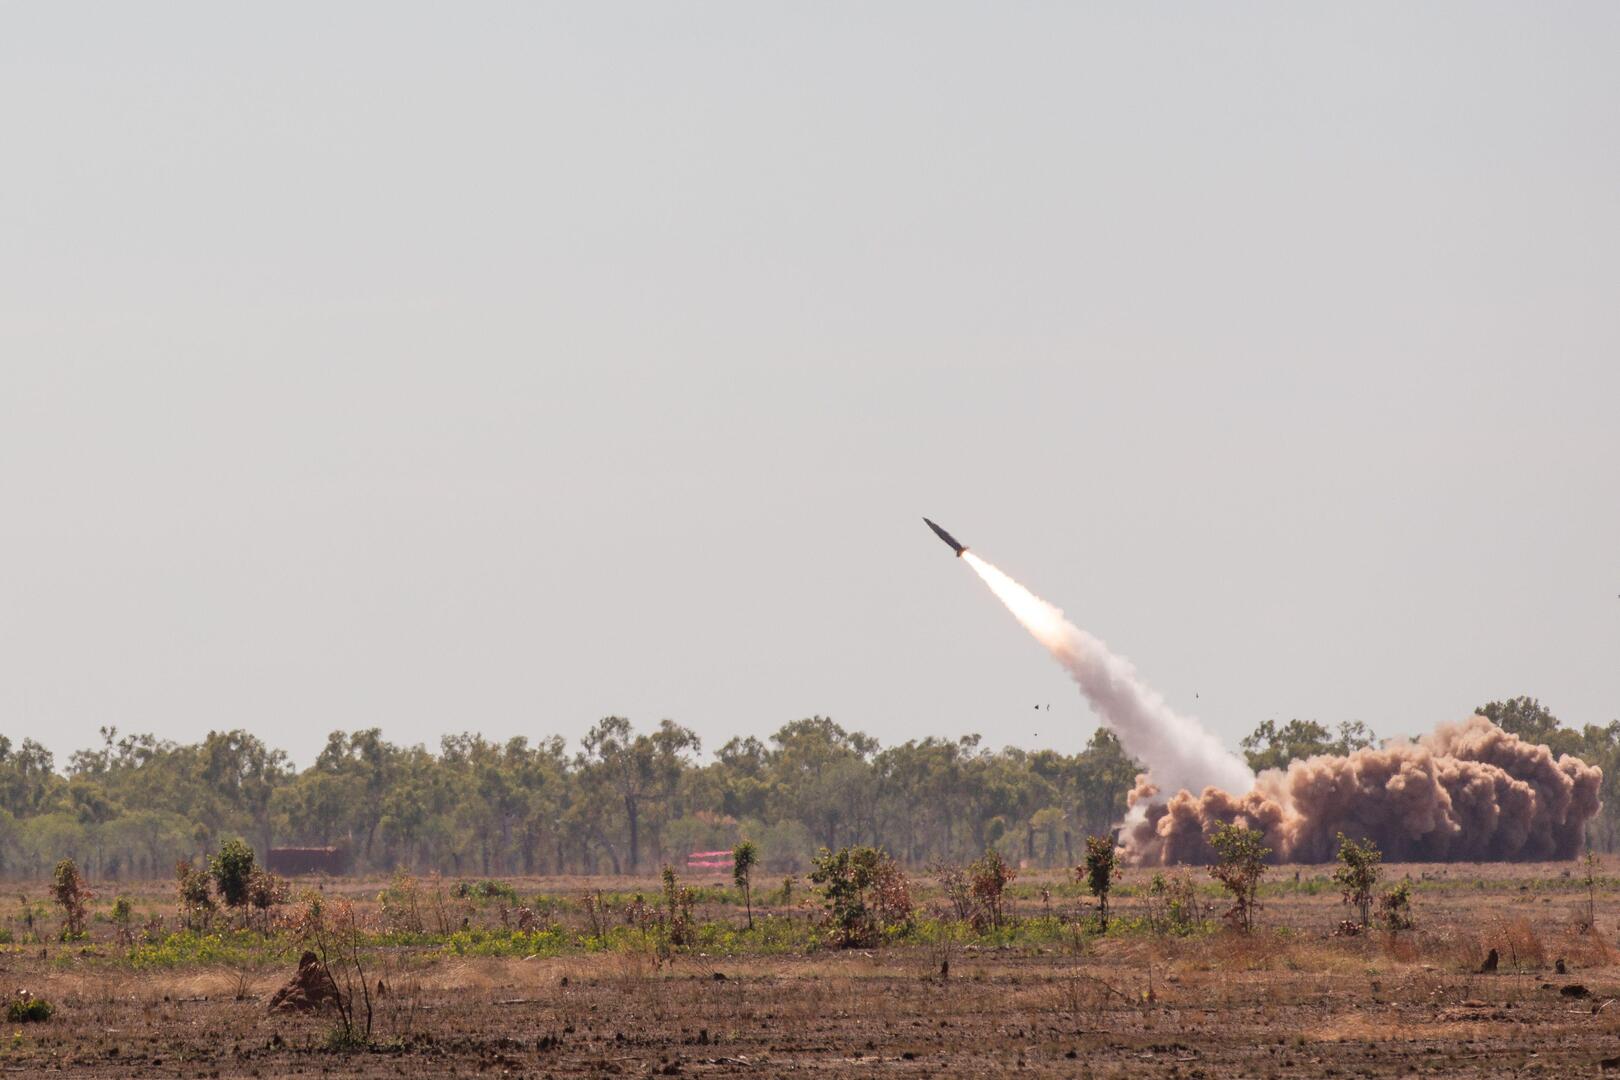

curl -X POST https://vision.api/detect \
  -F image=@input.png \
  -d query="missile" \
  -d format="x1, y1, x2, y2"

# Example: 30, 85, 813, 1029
922, 517, 967, 557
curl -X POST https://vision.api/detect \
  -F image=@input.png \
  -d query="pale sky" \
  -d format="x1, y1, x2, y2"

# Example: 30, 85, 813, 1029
3, 3, 1617, 767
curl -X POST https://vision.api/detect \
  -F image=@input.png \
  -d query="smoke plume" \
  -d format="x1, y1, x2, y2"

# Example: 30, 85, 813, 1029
962, 552, 1253, 798
1124, 715, 1603, 865
960, 551, 1603, 864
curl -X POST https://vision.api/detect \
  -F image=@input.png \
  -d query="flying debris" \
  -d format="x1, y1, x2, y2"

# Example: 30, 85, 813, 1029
922, 517, 967, 557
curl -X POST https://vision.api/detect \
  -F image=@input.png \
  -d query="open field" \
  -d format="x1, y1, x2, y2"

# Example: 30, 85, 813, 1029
4, 860, 1620, 1077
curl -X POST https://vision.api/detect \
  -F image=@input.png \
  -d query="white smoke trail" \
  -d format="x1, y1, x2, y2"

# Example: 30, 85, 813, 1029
962, 552, 1254, 799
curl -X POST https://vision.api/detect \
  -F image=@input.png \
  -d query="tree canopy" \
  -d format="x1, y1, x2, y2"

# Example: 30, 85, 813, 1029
0, 719, 1147, 880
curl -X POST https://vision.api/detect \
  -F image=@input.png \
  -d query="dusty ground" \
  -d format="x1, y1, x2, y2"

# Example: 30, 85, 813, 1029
3, 860, 1620, 1077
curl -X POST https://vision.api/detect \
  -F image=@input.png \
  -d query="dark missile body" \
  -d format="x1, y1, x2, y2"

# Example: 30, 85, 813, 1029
923, 517, 967, 557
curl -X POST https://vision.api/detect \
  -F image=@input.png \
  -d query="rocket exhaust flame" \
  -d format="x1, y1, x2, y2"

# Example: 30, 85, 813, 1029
937, 528, 1604, 865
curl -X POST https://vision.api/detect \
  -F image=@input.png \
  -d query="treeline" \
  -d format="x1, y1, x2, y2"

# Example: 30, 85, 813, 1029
0, 696, 1613, 880
0, 718, 1138, 881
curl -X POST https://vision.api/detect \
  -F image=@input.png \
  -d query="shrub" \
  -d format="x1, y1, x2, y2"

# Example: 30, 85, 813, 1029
1332, 833, 1381, 928
246, 868, 290, 929
176, 859, 216, 930
936, 852, 1017, 932
661, 866, 695, 948
732, 841, 758, 930
299, 896, 373, 1048
452, 879, 518, 903
1379, 881, 1414, 932
210, 839, 257, 910
379, 870, 424, 934
809, 846, 913, 947
6, 990, 52, 1023
935, 863, 974, 924
51, 859, 92, 941
870, 856, 914, 933
1080, 836, 1118, 930
1144, 871, 1204, 935
1208, 823, 1269, 933
968, 850, 1017, 932
110, 894, 135, 946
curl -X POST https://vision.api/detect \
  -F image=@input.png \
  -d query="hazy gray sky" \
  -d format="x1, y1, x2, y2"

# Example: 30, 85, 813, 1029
4, 3, 1617, 767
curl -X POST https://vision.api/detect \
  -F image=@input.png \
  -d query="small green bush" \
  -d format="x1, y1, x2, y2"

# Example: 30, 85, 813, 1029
210, 839, 257, 909
452, 879, 518, 903
6, 992, 53, 1023
809, 845, 913, 947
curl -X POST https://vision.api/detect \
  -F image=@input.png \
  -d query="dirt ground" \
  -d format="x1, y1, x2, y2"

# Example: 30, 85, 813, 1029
4, 860, 1620, 1078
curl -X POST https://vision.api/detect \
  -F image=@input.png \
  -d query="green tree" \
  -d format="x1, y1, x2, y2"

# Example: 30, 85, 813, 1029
210, 838, 257, 911
1208, 823, 1269, 932
809, 845, 912, 947
579, 717, 700, 874
1069, 729, 1143, 839
200, 731, 290, 857
1081, 835, 1118, 930
0, 737, 61, 817
732, 840, 758, 930
1576, 722, 1620, 851
1240, 719, 1377, 772
1332, 833, 1381, 928
1476, 697, 1580, 754
768, 718, 878, 853
310, 729, 399, 863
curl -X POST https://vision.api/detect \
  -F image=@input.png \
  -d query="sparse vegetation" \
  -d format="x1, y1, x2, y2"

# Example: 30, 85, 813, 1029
296, 894, 374, 1048
0, 858, 1609, 1075
660, 865, 695, 948
1143, 870, 1204, 936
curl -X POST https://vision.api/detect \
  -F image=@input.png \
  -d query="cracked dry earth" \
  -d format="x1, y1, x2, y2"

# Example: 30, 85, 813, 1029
7, 938, 1620, 1079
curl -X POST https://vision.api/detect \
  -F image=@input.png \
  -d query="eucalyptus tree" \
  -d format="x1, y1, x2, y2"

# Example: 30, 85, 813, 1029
578, 717, 700, 874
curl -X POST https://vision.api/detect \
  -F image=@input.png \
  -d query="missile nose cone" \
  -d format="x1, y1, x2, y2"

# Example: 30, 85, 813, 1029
922, 517, 968, 556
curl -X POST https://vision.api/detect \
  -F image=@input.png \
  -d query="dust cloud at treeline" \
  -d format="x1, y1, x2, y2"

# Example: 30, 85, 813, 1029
1124, 714, 1603, 865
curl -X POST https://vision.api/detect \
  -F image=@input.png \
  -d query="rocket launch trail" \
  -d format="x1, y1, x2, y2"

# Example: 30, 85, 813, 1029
924, 521, 1254, 802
